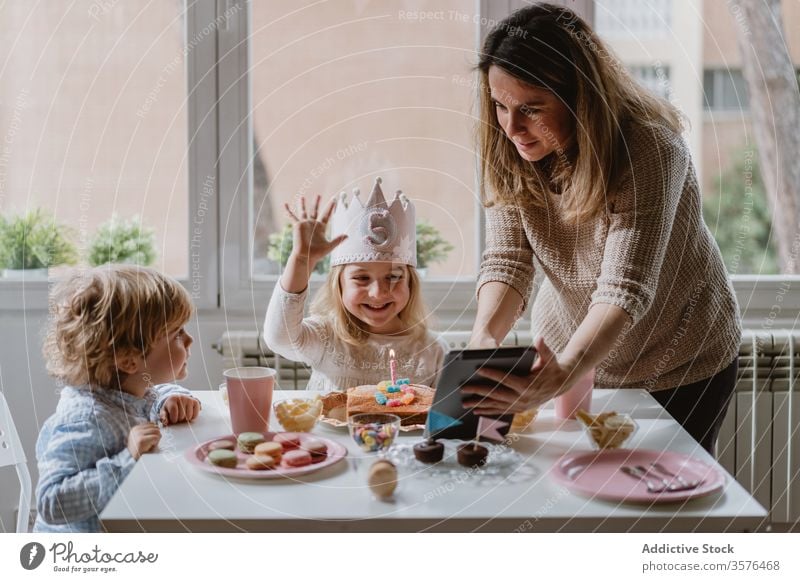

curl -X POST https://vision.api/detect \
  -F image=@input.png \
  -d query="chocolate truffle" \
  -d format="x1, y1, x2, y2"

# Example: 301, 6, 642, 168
413, 439, 444, 464
457, 443, 488, 468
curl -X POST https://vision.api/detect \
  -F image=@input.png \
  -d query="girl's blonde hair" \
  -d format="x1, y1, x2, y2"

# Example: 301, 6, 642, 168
43, 265, 194, 388
477, 2, 684, 222
310, 264, 429, 346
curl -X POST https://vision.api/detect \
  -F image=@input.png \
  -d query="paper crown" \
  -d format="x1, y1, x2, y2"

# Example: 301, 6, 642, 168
329, 177, 417, 267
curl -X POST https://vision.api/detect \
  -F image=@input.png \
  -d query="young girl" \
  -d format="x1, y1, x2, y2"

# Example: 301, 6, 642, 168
263, 178, 447, 391
35, 265, 200, 533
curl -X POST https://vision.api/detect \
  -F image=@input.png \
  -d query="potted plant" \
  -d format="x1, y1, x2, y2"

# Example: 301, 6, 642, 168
0, 209, 78, 278
415, 221, 454, 275
87, 215, 156, 267
267, 223, 330, 275
266, 221, 453, 276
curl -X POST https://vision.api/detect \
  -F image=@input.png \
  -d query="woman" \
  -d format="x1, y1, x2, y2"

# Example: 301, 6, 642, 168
464, 3, 741, 453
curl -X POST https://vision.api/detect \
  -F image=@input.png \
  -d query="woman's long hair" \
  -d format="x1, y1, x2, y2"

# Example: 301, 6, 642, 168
477, 2, 683, 222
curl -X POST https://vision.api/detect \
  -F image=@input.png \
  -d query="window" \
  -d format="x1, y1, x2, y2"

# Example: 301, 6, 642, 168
248, 1, 479, 280
0, 1, 190, 278
629, 64, 672, 101
0, 1, 794, 323
703, 69, 750, 111
595, 0, 672, 36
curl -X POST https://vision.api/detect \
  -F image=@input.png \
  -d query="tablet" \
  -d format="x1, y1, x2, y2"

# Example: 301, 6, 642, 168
427, 346, 537, 441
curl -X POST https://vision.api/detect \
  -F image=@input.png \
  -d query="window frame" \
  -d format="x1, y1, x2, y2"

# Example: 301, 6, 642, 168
703, 68, 750, 112
0, 0, 219, 311
1, 0, 798, 331
217, 0, 487, 322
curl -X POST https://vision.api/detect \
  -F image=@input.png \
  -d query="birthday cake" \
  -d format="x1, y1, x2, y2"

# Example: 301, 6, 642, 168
346, 379, 434, 426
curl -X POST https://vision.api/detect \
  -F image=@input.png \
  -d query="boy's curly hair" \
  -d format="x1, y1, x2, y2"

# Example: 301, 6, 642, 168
43, 265, 194, 388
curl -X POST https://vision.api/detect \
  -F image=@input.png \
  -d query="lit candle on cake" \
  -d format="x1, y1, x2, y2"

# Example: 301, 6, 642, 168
389, 349, 398, 385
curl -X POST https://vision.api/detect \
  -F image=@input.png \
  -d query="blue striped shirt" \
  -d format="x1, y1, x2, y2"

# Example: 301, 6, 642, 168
33, 383, 193, 533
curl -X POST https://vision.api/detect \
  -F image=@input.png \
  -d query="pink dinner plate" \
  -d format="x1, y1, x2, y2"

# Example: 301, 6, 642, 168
186, 432, 347, 480
550, 449, 726, 503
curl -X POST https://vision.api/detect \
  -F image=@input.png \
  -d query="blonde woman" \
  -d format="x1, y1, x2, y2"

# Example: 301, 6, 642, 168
465, 3, 741, 453
263, 179, 447, 391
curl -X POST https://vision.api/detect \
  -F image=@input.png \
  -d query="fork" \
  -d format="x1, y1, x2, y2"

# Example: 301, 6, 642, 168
619, 466, 666, 493
649, 461, 704, 489
634, 465, 677, 491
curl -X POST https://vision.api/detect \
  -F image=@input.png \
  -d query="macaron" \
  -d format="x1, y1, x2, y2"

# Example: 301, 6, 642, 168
254, 441, 283, 461
274, 433, 302, 451
301, 438, 327, 462
207, 449, 238, 469
246, 454, 277, 471
237, 432, 266, 454
208, 439, 236, 451
282, 449, 312, 468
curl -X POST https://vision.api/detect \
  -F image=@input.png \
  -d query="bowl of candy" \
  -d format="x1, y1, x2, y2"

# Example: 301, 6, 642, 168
576, 410, 638, 450
273, 394, 323, 432
348, 413, 401, 453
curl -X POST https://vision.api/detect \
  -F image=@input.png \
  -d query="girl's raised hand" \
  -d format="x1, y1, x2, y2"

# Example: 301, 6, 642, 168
285, 195, 347, 268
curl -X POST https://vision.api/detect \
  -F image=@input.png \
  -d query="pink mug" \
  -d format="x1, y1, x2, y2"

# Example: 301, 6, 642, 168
554, 368, 595, 420
224, 367, 276, 434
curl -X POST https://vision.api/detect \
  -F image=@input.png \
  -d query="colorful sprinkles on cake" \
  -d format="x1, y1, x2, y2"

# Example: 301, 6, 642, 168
374, 378, 415, 407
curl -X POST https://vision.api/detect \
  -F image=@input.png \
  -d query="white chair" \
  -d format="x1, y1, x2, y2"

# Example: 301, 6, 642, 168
0, 392, 32, 533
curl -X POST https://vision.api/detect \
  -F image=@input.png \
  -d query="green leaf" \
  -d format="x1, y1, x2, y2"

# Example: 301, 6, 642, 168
265, 220, 453, 272
702, 147, 778, 274
0, 209, 78, 270
87, 215, 156, 267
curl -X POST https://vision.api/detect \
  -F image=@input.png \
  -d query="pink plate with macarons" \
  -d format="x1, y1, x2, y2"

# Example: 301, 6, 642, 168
186, 432, 347, 480
550, 449, 726, 503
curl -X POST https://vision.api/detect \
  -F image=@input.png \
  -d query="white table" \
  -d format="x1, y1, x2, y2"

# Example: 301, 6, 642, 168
100, 389, 767, 532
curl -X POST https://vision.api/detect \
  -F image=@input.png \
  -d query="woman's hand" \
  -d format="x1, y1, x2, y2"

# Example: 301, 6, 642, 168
285, 195, 347, 270
461, 337, 580, 415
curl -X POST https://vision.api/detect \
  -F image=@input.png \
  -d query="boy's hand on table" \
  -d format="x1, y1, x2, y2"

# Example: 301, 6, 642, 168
127, 423, 162, 460
159, 394, 201, 426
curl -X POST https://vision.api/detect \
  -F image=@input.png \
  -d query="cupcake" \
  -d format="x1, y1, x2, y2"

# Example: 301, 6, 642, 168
457, 443, 488, 468
413, 439, 444, 464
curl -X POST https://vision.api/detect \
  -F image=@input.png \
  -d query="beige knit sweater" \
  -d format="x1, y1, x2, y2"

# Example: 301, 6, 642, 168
477, 122, 741, 391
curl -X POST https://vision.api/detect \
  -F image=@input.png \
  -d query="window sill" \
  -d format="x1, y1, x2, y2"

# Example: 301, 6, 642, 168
3, 275, 798, 330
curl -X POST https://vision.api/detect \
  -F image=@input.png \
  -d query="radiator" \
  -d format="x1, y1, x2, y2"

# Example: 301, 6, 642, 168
213, 328, 800, 526
211, 329, 535, 390
716, 330, 799, 527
